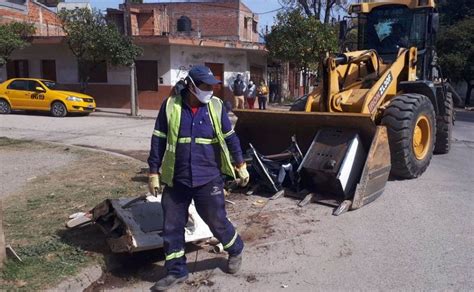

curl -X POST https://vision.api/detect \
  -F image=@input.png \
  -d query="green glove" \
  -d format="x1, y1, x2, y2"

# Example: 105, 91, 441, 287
235, 163, 250, 187
148, 174, 160, 196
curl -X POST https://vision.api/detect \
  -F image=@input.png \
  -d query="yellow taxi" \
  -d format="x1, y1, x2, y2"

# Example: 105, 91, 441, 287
0, 78, 96, 117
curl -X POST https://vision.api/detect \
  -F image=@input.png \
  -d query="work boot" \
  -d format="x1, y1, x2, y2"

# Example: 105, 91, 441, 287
150, 274, 188, 291
227, 253, 242, 274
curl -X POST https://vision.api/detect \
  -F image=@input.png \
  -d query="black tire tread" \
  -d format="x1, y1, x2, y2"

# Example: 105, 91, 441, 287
381, 93, 436, 179
434, 93, 453, 154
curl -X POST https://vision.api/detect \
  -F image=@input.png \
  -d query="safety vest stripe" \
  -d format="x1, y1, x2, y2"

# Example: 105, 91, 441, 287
165, 250, 185, 261
223, 129, 235, 139
195, 137, 219, 144
223, 232, 238, 250
166, 143, 176, 153
153, 130, 167, 138
177, 137, 192, 143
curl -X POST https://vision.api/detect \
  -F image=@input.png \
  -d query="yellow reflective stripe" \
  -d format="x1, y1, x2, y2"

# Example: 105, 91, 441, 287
223, 129, 235, 139
153, 130, 167, 138
165, 250, 185, 261
223, 232, 238, 250
195, 137, 219, 144
166, 143, 176, 153
178, 137, 192, 143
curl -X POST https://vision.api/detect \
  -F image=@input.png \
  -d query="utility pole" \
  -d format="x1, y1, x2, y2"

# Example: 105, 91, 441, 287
124, 0, 139, 116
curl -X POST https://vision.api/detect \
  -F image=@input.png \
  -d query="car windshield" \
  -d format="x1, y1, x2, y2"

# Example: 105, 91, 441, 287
41, 80, 57, 89
358, 5, 428, 56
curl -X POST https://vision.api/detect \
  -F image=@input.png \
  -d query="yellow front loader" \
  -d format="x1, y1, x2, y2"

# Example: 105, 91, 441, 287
235, 0, 453, 214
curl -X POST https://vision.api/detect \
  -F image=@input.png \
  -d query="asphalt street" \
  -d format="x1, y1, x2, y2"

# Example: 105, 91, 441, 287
0, 109, 473, 290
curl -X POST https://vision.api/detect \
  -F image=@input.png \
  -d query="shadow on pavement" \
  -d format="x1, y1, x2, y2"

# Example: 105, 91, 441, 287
58, 225, 224, 290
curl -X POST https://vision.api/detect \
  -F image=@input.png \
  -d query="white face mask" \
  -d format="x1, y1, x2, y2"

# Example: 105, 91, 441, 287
189, 77, 213, 104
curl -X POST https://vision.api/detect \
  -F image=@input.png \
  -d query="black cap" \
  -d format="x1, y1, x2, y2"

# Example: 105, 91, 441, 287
188, 65, 221, 85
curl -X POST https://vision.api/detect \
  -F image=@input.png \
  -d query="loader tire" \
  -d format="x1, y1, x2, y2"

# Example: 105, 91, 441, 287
434, 92, 453, 154
381, 93, 436, 179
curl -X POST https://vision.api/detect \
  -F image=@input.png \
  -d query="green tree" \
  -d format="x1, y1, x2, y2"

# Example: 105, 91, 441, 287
58, 8, 142, 92
437, 0, 474, 104
265, 9, 338, 93
282, 0, 353, 24
0, 22, 36, 67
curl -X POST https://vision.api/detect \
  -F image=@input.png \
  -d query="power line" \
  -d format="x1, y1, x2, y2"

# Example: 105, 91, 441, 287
254, 6, 285, 15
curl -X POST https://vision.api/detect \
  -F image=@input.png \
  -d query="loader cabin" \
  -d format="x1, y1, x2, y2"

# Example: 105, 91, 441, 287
347, 0, 438, 80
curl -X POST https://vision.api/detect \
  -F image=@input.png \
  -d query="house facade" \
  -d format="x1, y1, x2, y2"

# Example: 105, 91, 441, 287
0, 0, 267, 110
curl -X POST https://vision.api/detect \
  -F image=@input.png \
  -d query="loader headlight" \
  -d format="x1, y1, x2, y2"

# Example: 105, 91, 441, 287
66, 96, 83, 102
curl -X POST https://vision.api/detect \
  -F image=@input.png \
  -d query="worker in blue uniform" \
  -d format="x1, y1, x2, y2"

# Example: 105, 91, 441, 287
147, 65, 250, 291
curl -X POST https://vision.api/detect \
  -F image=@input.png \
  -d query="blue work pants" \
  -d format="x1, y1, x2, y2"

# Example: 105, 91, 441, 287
161, 177, 244, 277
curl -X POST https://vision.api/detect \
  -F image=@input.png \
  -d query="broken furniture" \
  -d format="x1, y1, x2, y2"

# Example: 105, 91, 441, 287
66, 195, 213, 253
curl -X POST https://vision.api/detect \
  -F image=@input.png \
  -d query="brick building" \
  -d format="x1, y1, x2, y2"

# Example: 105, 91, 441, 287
0, 0, 62, 36
1, 0, 267, 109
111, 0, 259, 43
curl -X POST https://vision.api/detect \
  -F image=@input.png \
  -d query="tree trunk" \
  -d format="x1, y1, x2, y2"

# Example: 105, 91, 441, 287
298, 0, 313, 17
281, 61, 290, 101
303, 65, 308, 95
317, 0, 322, 21
311, 0, 318, 17
324, 0, 335, 24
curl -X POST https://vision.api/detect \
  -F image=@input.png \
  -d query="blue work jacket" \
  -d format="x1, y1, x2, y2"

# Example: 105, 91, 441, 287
148, 93, 244, 188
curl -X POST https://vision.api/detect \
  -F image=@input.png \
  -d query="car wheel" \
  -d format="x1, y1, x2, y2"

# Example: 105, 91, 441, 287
0, 99, 11, 114
51, 101, 68, 117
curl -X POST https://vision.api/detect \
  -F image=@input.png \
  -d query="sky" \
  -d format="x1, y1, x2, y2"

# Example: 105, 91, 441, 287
86, 0, 283, 32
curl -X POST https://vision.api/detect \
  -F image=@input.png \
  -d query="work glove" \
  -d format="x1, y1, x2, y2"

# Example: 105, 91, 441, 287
148, 174, 161, 196
235, 163, 250, 187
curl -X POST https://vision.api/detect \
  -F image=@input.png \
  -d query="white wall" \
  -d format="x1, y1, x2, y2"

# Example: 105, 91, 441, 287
169, 45, 250, 87
136, 44, 171, 86
1, 43, 133, 86
0, 42, 267, 90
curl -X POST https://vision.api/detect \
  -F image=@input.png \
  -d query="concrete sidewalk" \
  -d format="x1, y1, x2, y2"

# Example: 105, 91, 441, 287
93, 103, 290, 119
94, 107, 158, 119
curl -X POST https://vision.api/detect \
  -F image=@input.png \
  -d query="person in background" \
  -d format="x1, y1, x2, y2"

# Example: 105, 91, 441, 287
245, 80, 257, 109
147, 65, 249, 291
229, 74, 246, 109
257, 80, 269, 110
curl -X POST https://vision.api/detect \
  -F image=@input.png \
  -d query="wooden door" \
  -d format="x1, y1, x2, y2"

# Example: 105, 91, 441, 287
136, 60, 158, 91
205, 62, 224, 99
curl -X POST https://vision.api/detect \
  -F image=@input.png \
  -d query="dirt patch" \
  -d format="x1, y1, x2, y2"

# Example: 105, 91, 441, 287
0, 138, 147, 290
185, 272, 215, 289
240, 213, 276, 244
84, 272, 134, 291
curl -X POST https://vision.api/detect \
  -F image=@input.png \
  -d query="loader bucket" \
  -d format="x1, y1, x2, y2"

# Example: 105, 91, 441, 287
234, 110, 377, 154
233, 109, 391, 212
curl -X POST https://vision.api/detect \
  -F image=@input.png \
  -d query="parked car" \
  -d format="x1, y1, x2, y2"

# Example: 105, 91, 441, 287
0, 78, 96, 117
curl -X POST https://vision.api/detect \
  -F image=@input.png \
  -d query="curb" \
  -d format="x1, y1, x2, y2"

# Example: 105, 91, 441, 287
52, 265, 103, 292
